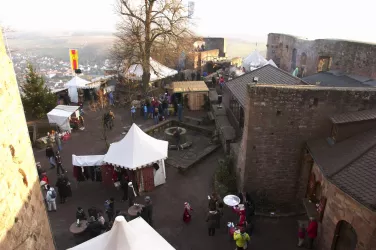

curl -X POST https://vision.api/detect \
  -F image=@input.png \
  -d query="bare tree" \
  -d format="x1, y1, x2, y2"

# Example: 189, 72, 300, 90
114, 0, 193, 94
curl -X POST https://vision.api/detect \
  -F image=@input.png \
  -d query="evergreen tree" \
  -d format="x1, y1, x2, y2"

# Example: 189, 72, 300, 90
21, 63, 57, 119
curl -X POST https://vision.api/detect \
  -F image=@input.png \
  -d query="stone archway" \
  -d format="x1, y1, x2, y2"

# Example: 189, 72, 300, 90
332, 220, 357, 250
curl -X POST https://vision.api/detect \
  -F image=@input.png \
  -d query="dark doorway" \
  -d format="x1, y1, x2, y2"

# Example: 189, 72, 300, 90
291, 48, 297, 71
332, 221, 357, 250
300, 52, 307, 66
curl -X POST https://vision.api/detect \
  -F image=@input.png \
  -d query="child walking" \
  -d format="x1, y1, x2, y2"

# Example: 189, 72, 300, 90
298, 226, 306, 247
183, 202, 193, 224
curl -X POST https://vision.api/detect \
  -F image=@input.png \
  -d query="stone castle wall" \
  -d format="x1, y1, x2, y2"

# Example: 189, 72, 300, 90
311, 164, 376, 250
0, 30, 55, 249
237, 84, 376, 207
266, 33, 376, 78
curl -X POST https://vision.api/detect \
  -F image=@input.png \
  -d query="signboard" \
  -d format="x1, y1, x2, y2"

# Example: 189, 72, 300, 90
69, 49, 79, 71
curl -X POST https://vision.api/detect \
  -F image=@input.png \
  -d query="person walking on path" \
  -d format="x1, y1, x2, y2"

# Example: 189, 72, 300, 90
177, 103, 183, 122
128, 182, 137, 207
46, 146, 56, 169
143, 104, 148, 120
234, 228, 251, 249
54, 132, 62, 151
55, 151, 67, 175
307, 217, 318, 249
131, 105, 136, 123
297, 226, 306, 247
183, 202, 193, 224
120, 174, 129, 202
206, 209, 219, 236
46, 185, 57, 212
141, 196, 153, 226
153, 108, 159, 125
105, 198, 115, 222
55, 174, 70, 204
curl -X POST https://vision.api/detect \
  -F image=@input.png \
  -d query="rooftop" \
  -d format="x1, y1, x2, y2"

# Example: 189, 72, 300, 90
225, 64, 308, 107
331, 109, 376, 124
302, 71, 376, 88
307, 120, 376, 211
170, 81, 209, 93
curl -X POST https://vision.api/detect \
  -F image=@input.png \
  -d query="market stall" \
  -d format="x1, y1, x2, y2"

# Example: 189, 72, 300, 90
68, 216, 175, 250
170, 81, 209, 111
103, 123, 168, 192
65, 76, 102, 103
242, 50, 268, 72
72, 155, 107, 183
47, 105, 80, 133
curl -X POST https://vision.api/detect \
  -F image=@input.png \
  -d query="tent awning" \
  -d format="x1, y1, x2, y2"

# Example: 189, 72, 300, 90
68, 216, 175, 250
64, 76, 92, 89
72, 155, 105, 166
47, 105, 80, 132
125, 58, 178, 82
103, 123, 168, 170
171, 81, 209, 93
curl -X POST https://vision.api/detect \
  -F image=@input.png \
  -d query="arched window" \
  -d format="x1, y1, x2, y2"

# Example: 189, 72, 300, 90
332, 220, 357, 250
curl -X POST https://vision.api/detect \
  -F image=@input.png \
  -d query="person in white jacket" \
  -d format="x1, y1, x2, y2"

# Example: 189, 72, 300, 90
46, 185, 57, 212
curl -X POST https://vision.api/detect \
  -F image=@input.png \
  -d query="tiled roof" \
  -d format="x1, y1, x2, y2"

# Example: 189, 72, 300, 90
225, 64, 308, 107
307, 128, 376, 211
330, 109, 376, 124
303, 71, 376, 88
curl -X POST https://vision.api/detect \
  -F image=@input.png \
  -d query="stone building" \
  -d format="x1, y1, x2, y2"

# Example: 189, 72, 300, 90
0, 30, 55, 249
223, 64, 308, 136
303, 109, 376, 250
266, 33, 376, 79
236, 84, 376, 209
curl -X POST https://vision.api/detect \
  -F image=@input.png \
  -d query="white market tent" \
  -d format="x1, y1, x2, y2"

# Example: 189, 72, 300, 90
68, 216, 175, 250
103, 123, 168, 188
125, 58, 178, 82
72, 155, 105, 166
47, 105, 80, 132
242, 51, 268, 72
265, 59, 278, 68
64, 76, 94, 103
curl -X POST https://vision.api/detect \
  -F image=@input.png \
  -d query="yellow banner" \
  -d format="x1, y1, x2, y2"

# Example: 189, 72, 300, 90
69, 49, 79, 71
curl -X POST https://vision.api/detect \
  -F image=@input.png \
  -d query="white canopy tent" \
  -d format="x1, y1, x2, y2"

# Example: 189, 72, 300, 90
265, 59, 278, 68
47, 105, 80, 132
125, 58, 178, 82
68, 216, 175, 250
64, 76, 92, 103
103, 123, 168, 187
72, 155, 105, 166
242, 51, 268, 72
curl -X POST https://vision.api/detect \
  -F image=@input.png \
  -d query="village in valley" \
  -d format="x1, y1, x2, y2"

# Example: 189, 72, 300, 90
1, 1, 376, 250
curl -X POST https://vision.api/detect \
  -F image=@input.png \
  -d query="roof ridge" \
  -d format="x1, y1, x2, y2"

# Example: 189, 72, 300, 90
329, 134, 376, 178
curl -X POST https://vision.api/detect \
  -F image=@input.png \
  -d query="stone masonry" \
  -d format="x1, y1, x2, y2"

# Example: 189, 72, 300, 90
311, 163, 376, 250
266, 33, 376, 78
0, 30, 55, 249
237, 84, 376, 208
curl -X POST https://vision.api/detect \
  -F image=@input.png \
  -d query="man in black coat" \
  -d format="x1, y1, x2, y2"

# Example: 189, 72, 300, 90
120, 174, 129, 202
86, 216, 105, 239
141, 196, 153, 226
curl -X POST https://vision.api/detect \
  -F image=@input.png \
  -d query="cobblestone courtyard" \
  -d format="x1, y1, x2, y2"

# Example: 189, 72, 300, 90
33, 106, 306, 250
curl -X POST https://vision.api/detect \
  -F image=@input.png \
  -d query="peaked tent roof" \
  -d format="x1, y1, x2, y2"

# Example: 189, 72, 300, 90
126, 58, 178, 82
242, 50, 268, 70
68, 216, 175, 250
64, 76, 91, 88
265, 59, 278, 67
103, 123, 168, 169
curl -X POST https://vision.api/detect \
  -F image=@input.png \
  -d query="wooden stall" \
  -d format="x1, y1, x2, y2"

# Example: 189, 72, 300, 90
170, 81, 209, 111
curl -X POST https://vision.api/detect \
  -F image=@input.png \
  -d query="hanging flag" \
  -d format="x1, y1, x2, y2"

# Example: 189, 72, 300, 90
69, 49, 79, 71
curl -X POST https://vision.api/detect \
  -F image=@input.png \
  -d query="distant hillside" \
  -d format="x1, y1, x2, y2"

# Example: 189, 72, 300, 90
7, 31, 266, 62
226, 38, 266, 58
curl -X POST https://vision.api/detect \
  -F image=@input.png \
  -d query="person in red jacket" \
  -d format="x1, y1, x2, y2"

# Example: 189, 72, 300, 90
183, 202, 193, 223
233, 204, 246, 227
307, 217, 318, 249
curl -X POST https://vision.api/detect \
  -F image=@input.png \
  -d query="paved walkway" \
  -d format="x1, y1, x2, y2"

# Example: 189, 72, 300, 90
34, 105, 306, 250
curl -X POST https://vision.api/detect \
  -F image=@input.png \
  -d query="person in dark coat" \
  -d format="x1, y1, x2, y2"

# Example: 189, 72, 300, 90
55, 151, 67, 175
238, 190, 254, 207
76, 207, 87, 220
120, 173, 129, 202
88, 207, 98, 219
105, 198, 115, 222
45, 146, 56, 169
86, 216, 105, 239
128, 182, 137, 207
141, 196, 153, 226
206, 209, 219, 236
55, 174, 70, 203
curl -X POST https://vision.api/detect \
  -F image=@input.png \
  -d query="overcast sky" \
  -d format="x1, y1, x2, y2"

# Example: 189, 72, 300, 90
1, 0, 375, 43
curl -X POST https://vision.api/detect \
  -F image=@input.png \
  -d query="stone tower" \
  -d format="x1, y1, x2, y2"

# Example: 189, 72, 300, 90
0, 29, 55, 249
